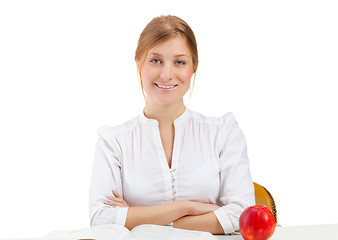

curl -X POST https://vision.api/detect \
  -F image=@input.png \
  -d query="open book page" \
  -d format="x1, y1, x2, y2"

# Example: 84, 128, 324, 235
125, 224, 217, 240
214, 233, 244, 240
45, 224, 218, 240
44, 224, 129, 240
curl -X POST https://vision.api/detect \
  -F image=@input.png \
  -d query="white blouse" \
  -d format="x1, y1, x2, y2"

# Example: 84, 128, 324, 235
89, 108, 255, 234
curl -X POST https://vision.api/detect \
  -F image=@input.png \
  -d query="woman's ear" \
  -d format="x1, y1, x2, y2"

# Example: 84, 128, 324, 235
136, 61, 142, 81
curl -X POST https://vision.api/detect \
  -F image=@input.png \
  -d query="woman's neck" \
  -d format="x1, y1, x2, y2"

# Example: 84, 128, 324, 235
143, 100, 186, 127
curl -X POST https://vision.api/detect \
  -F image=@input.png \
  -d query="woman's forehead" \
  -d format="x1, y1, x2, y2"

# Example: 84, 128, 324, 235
147, 37, 192, 57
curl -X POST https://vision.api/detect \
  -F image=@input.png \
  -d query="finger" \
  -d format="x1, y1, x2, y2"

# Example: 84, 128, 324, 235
105, 198, 126, 205
112, 202, 128, 207
112, 190, 121, 198
107, 196, 125, 204
104, 201, 125, 206
115, 199, 127, 204
104, 201, 128, 207
104, 201, 115, 206
107, 196, 119, 201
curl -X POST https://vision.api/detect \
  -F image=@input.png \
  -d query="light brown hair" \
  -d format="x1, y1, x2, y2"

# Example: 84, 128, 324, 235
135, 15, 198, 103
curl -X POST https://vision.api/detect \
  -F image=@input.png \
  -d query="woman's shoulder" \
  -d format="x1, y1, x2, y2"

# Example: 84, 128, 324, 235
188, 109, 235, 126
96, 114, 141, 139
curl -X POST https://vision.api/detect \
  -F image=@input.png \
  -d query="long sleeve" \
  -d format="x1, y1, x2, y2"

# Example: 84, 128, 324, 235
89, 127, 129, 226
213, 113, 255, 234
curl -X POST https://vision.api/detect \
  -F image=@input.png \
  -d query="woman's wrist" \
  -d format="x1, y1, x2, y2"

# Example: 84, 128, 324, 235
175, 200, 192, 216
184, 200, 194, 215
179, 200, 221, 216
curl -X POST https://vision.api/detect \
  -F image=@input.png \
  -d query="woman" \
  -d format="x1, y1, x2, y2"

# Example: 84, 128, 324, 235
89, 15, 255, 235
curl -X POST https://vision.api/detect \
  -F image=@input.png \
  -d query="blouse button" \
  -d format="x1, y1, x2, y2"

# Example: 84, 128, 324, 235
172, 196, 176, 201
172, 190, 176, 195
172, 178, 175, 182
171, 168, 176, 172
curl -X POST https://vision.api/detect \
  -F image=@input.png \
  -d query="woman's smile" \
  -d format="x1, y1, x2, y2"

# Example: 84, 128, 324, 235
155, 83, 178, 91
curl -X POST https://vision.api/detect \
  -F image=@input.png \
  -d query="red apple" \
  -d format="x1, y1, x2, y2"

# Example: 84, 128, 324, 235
239, 205, 276, 240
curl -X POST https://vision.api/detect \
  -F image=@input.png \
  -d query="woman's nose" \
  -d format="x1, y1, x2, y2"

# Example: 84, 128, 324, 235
160, 64, 173, 81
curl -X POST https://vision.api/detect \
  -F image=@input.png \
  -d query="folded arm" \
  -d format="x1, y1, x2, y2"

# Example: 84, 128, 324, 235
124, 201, 188, 230
104, 193, 221, 231
103, 191, 189, 230
174, 212, 224, 235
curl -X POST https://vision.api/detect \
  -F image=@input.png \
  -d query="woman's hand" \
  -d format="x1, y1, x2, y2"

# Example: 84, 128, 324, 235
104, 190, 129, 208
185, 200, 221, 216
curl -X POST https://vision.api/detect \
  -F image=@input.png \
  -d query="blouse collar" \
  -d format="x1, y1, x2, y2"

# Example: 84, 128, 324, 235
139, 107, 190, 127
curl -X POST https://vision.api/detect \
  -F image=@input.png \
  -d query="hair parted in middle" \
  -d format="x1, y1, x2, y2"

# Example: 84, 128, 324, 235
135, 15, 199, 103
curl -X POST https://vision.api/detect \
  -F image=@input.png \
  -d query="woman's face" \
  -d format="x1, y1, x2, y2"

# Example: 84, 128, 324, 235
139, 37, 194, 106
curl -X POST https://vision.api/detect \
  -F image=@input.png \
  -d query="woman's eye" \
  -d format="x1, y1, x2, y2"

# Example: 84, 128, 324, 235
176, 60, 185, 65
150, 59, 161, 64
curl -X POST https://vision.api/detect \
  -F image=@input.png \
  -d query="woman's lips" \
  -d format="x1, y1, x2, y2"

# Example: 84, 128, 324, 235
155, 83, 178, 91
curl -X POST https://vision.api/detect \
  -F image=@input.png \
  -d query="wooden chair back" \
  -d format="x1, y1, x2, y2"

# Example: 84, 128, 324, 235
253, 182, 278, 224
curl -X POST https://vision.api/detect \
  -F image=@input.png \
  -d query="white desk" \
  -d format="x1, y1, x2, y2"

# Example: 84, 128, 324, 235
215, 224, 338, 240
4, 224, 338, 240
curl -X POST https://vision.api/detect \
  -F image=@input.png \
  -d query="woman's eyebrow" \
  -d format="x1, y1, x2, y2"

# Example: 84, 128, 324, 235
148, 52, 162, 57
148, 52, 188, 57
175, 54, 188, 57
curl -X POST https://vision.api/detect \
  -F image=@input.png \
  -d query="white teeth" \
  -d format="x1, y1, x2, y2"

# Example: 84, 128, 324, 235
157, 84, 176, 89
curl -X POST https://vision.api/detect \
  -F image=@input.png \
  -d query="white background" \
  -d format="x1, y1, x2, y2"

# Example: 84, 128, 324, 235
0, 0, 337, 238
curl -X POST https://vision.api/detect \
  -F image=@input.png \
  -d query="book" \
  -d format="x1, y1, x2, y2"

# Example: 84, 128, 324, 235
44, 224, 218, 240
